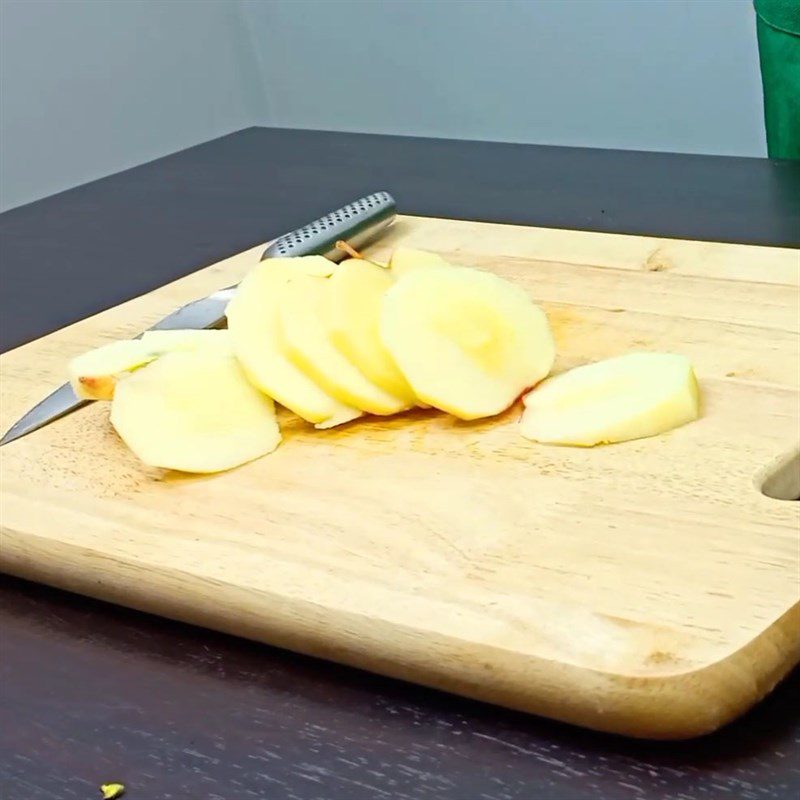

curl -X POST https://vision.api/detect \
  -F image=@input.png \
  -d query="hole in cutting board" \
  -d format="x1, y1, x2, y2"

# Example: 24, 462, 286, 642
758, 446, 800, 501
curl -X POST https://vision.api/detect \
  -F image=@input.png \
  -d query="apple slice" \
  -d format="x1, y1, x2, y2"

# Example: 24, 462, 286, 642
519, 352, 700, 447
139, 329, 232, 354
381, 266, 555, 420
69, 339, 157, 400
327, 259, 416, 405
277, 254, 338, 278
388, 248, 450, 279
110, 350, 281, 473
225, 261, 361, 427
68, 330, 233, 400
279, 272, 409, 415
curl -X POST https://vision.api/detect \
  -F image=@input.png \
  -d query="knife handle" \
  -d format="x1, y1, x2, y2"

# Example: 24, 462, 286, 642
261, 191, 396, 262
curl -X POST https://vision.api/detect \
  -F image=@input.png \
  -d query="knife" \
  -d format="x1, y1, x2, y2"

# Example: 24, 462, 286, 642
1, 191, 396, 446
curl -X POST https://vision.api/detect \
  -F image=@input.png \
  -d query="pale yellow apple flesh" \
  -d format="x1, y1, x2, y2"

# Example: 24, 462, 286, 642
388, 248, 450, 279
110, 351, 281, 473
279, 255, 337, 278
381, 267, 555, 420
69, 339, 158, 400
280, 272, 409, 415
225, 260, 361, 427
139, 329, 232, 354
327, 259, 416, 405
519, 352, 700, 446
68, 330, 233, 400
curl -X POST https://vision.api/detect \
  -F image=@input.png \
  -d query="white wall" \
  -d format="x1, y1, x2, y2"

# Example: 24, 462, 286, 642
0, 0, 263, 210
243, 0, 765, 157
0, 0, 766, 212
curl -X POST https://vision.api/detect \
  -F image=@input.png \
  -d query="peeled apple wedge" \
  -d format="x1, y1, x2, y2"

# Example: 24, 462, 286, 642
225, 260, 361, 427
519, 352, 700, 447
280, 272, 410, 415
110, 350, 281, 473
388, 248, 450, 279
381, 266, 555, 420
69, 339, 157, 400
327, 259, 416, 405
68, 330, 232, 400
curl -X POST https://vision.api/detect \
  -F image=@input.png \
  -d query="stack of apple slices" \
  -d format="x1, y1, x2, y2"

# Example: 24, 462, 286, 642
225, 251, 556, 426
69, 247, 700, 474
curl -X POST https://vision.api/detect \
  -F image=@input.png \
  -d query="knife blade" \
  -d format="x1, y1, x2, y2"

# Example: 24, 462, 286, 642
1, 191, 396, 446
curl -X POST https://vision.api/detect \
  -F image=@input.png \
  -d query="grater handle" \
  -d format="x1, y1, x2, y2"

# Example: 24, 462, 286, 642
261, 191, 396, 262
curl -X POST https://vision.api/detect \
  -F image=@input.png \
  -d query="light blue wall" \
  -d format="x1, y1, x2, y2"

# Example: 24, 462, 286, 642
0, 0, 263, 210
1, 0, 766, 212
244, 0, 765, 157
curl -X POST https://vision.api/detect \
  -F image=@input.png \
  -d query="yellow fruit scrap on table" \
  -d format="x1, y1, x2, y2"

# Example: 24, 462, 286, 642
70, 247, 701, 475
100, 783, 125, 799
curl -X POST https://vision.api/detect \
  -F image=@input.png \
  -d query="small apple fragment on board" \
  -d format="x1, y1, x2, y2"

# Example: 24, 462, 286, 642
519, 353, 700, 447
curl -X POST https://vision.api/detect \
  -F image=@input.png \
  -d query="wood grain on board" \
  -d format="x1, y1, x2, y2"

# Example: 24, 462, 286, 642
1, 215, 798, 739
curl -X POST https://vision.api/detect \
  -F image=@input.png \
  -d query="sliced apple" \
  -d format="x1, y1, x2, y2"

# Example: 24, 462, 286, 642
68, 330, 233, 400
280, 254, 338, 278
327, 259, 416, 405
279, 272, 409, 415
519, 352, 700, 447
69, 339, 157, 400
381, 266, 555, 420
110, 351, 281, 473
139, 329, 232, 354
388, 247, 450, 279
225, 260, 361, 427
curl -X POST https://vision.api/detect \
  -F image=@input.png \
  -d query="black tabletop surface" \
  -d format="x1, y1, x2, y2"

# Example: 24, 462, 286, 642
1, 127, 799, 800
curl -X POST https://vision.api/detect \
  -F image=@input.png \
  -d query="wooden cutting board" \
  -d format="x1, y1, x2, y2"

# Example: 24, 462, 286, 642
1, 215, 798, 740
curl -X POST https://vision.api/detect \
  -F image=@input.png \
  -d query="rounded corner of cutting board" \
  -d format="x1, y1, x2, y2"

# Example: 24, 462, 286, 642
3, 530, 798, 741
489, 600, 800, 740
342, 594, 800, 741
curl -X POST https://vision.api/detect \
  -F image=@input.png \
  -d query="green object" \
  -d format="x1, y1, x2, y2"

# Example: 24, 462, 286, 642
754, 0, 800, 159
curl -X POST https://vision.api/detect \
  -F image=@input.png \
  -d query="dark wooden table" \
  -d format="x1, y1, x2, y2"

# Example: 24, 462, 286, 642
1, 128, 799, 799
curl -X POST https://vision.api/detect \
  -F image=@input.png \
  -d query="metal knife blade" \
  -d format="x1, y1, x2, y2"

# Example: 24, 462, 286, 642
1, 191, 396, 446
0, 384, 90, 447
